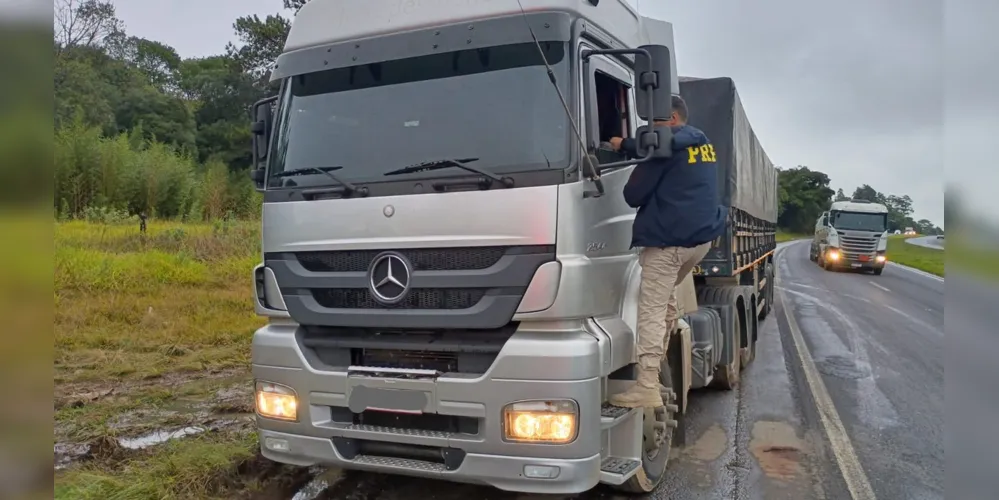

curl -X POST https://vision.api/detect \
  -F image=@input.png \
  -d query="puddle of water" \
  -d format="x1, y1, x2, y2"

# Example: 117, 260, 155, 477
291, 468, 341, 500
54, 417, 252, 470
749, 421, 805, 481
54, 443, 90, 470
684, 423, 728, 462
118, 426, 206, 449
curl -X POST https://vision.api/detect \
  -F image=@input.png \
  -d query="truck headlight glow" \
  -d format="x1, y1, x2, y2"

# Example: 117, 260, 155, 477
255, 381, 298, 421
876, 255, 886, 263
827, 249, 841, 261
502, 400, 578, 444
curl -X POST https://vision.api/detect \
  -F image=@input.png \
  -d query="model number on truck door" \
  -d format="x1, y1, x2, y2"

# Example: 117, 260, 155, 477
586, 242, 606, 253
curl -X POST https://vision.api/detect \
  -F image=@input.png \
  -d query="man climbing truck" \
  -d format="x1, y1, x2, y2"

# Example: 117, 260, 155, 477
247, 0, 778, 495
810, 199, 890, 275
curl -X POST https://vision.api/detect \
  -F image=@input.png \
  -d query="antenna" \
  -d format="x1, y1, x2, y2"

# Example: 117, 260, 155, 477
514, 0, 602, 191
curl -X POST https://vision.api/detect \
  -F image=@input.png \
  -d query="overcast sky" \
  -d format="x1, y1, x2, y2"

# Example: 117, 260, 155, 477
108, 0, 999, 227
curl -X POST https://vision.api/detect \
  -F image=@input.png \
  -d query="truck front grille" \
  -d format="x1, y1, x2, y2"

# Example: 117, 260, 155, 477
358, 348, 458, 372
840, 236, 878, 253
313, 288, 487, 310
295, 247, 513, 273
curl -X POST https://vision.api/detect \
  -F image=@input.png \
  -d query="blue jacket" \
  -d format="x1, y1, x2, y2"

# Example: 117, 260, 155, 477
620, 124, 727, 249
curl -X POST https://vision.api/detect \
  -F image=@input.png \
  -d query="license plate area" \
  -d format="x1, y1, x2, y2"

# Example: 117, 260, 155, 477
346, 366, 438, 414
851, 263, 863, 268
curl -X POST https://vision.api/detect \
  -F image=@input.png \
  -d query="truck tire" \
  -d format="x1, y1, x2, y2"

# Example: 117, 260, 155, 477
712, 304, 741, 389
759, 263, 774, 320
819, 253, 831, 271
742, 296, 758, 368
696, 286, 743, 391
616, 365, 677, 494
713, 339, 741, 389
872, 267, 883, 276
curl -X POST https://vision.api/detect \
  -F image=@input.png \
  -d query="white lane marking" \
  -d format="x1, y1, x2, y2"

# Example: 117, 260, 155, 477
869, 281, 891, 293
788, 282, 832, 293
778, 255, 878, 500
881, 304, 944, 337
887, 262, 944, 282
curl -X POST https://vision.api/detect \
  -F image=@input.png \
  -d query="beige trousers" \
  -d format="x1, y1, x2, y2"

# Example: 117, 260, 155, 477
636, 242, 711, 369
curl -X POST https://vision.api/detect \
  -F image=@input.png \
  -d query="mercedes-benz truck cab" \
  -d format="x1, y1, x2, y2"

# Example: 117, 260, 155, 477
247, 0, 776, 494
810, 199, 890, 275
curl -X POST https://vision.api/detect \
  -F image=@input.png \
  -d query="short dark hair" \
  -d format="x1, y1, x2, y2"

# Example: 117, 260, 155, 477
671, 95, 688, 122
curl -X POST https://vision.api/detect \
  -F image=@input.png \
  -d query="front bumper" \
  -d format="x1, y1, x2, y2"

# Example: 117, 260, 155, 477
259, 429, 601, 492
825, 248, 885, 269
251, 321, 612, 494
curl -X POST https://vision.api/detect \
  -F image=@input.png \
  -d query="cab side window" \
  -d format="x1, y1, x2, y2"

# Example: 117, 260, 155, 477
582, 51, 635, 165
594, 71, 630, 144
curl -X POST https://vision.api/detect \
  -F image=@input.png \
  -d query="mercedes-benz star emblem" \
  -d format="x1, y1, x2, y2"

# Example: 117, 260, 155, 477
368, 252, 411, 305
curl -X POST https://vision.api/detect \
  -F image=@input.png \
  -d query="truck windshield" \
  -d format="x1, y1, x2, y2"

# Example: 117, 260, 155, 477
831, 211, 887, 232
267, 41, 570, 189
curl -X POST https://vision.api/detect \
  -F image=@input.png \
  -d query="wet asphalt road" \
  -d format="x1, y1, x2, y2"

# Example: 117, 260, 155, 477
776, 240, 945, 500
945, 272, 999, 500
294, 240, 945, 499
905, 235, 945, 250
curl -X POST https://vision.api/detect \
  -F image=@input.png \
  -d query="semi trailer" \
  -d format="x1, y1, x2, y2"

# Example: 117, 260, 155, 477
247, 0, 777, 494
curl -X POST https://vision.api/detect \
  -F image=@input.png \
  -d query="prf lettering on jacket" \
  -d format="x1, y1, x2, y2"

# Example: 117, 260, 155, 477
687, 144, 718, 164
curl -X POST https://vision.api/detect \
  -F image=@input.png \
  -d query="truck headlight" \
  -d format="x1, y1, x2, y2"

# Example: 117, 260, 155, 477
502, 400, 578, 444
255, 381, 298, 421
827, 249, 841, 261
876, 255, 887, 263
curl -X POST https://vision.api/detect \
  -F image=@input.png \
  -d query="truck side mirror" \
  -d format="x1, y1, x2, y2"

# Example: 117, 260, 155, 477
580, 44, 674, 173
634, 44, 673, 123
637, 123, 673, 159
250, 96, 277, 191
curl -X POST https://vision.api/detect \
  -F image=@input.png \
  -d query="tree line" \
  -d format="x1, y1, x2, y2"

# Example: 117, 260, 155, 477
53, 0, 942, 233
53, 0, 303, 220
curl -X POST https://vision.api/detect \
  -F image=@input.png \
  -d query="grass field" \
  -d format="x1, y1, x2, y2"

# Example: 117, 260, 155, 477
53, 219, 312, 499
886, 235, 944, 277
947, 237, 999, 281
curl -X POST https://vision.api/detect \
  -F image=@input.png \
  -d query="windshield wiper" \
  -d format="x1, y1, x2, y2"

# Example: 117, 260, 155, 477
271, 166, 367, 196
383, 158, 513, 187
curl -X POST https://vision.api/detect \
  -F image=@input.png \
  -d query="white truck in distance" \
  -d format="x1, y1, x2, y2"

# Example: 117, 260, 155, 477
810, 199, 890, 275
247, 0, 777, 494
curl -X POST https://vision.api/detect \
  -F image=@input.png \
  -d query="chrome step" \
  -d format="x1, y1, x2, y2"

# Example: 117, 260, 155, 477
599, 456, 642, 485
352, 454, 447, 472
600, 404, 637, 430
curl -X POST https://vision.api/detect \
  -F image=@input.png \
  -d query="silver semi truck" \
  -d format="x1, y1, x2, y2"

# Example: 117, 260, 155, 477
809, 199, 890, 275
247, 0, 777, 494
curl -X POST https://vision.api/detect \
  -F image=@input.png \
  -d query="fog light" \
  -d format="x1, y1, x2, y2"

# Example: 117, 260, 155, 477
264, 437, 290, 452
876, 255, 886, 263
503, 400, 577, 444
827, 250, 840, 261
255, 381, 298, 421
524, 464, 561, 479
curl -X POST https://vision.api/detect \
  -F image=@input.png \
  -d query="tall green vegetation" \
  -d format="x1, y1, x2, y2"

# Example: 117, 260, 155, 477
52, 0, 271, 221
54, 117, 260, 221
